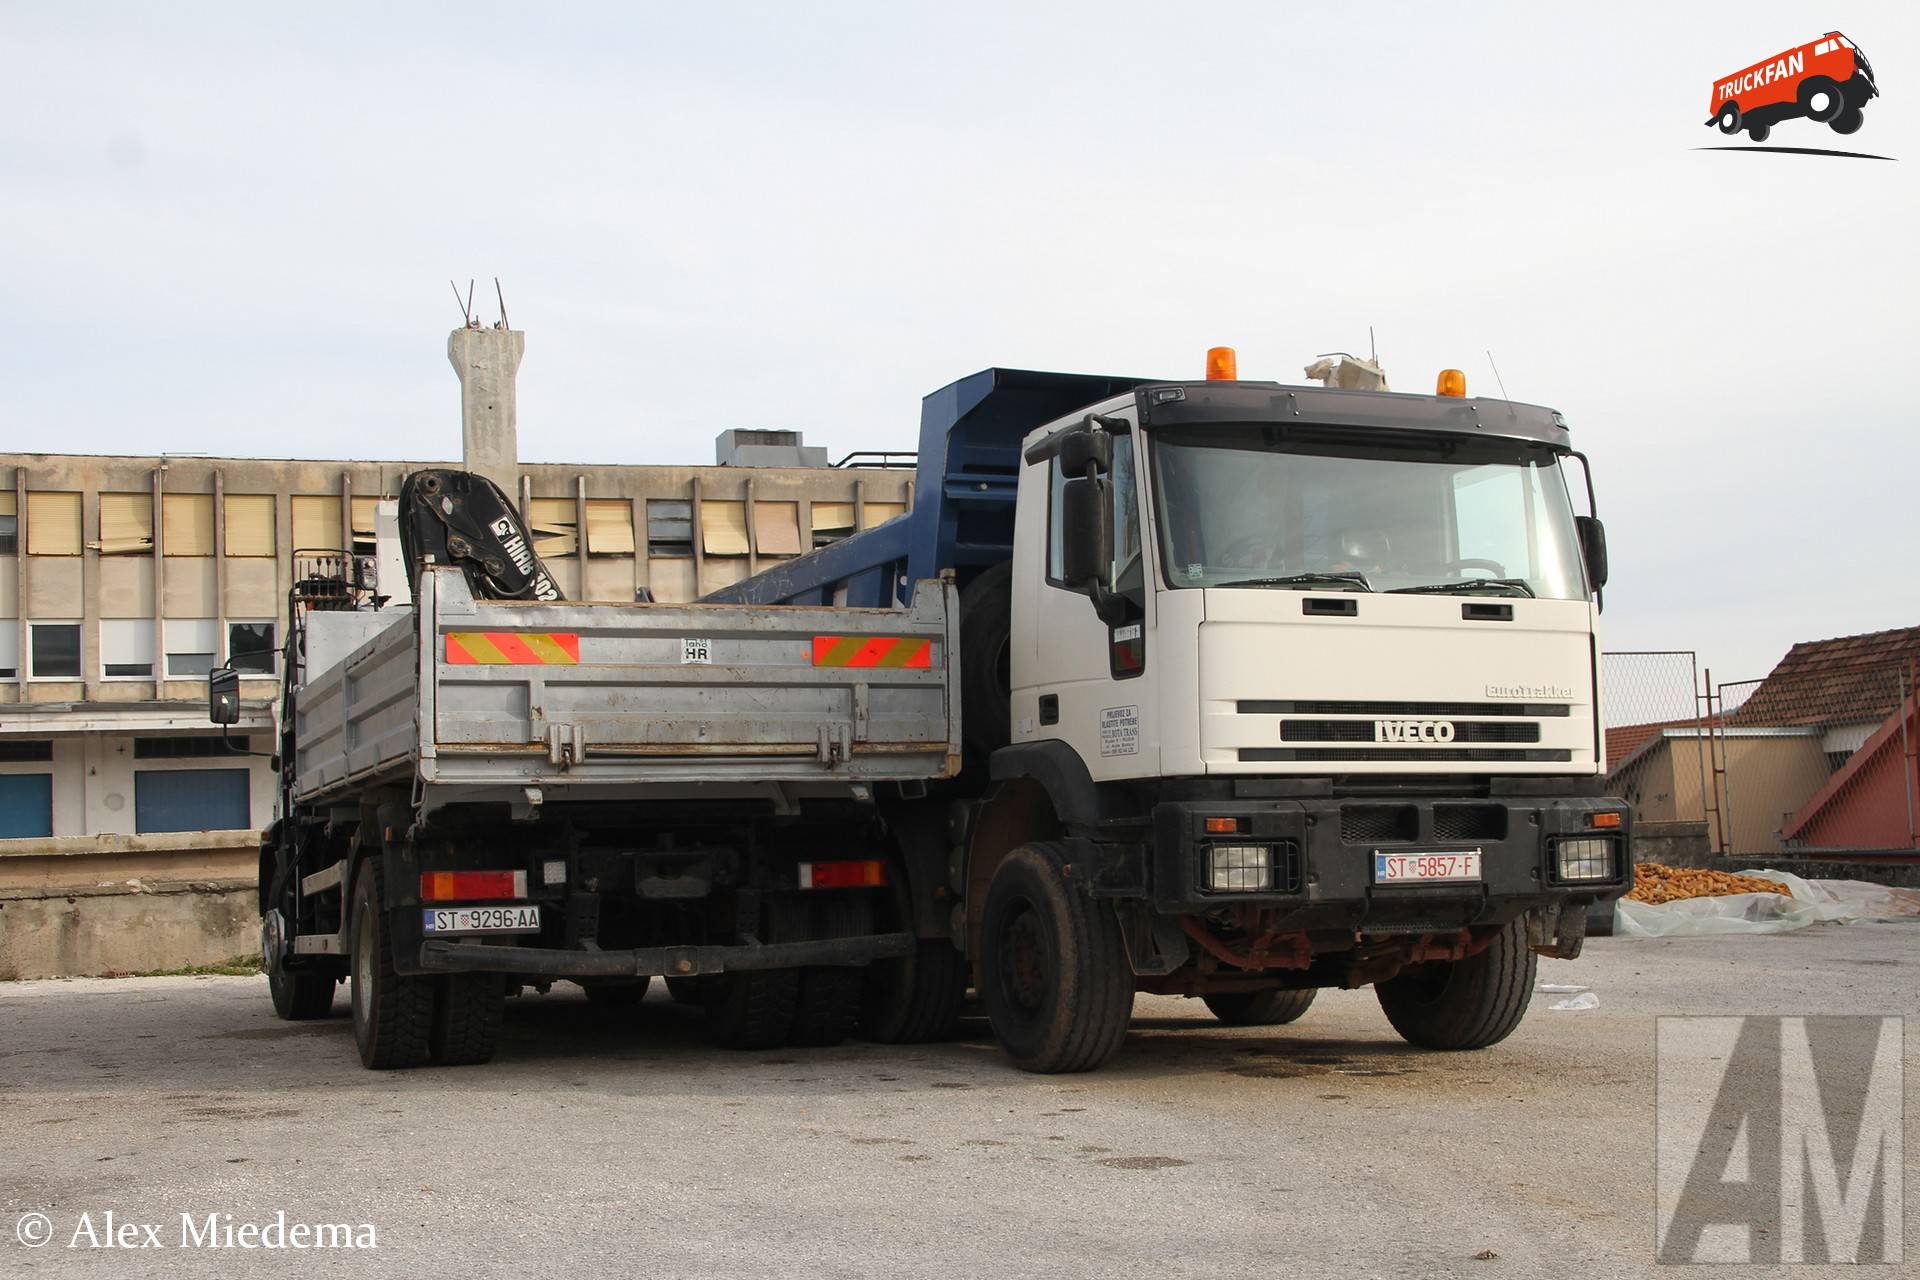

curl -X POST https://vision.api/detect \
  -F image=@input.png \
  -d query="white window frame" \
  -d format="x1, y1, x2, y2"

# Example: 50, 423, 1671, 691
28, 620, 82, 680
164, 618, 219, 678
101, 618, 156, 680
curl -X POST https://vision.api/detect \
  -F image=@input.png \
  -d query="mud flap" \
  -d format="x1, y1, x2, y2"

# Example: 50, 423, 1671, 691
1526, 901, 1587, 960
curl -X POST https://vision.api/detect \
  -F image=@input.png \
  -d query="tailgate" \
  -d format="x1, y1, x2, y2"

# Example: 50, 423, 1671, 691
418, 568, 958, 789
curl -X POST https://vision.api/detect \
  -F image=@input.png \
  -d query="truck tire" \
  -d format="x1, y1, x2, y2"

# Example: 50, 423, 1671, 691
1830, 106, 1864, 135
269, 961, 336, 1021
1716, 103, 1741, 134
1203, 987, 1316, 1027
705, 970, 800, 1050
432, 973, 505, 1066
789, 896, 866, 1048
980, 841, 1133, 1073
1798, 76, 1844, 122
1746, 121, 1771, 143
349, 860, 435, 1070
1375, 917, 1535, 1051
862, 939, 967, 1043
581, 977, 653, 1008
959, 562, 1014, 758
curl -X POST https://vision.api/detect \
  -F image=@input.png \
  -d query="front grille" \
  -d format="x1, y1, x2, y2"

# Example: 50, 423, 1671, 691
1433, 804, 1507, 841
1241, 748, 1573, 763
1341, 804, 1418, 844
1280, 720, 1541, 744
1241, 699, 1570, 718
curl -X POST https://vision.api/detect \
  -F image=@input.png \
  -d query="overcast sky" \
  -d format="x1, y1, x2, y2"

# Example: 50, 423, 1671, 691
2, 2, 1914, 683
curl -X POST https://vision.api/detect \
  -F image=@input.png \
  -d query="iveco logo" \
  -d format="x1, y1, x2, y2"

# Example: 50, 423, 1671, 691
1374, 719, 1456, 743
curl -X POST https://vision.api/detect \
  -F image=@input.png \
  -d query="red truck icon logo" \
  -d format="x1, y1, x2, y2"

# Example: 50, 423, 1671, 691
1707, 32, 1878, 142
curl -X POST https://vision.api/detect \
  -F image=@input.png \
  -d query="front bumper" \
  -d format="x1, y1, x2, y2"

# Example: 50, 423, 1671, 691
1143, 788, 1631, 932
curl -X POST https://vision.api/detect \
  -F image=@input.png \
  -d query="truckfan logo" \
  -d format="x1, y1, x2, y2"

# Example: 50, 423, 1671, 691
1374, 719, 1455, 744
1700, 30, 1889, 158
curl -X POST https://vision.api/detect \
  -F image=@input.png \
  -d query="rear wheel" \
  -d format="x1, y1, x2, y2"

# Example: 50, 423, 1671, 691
1746, 121, 1771, 143
1830, 106, 1864, 135
1375, 917, 1535, 1050
958, 562, 1014, 758
349, 861, 435, 1069
1203, 987, 1316, 1027
862, 939, 967, 1042
665, 976, 711, 1005
432, 973, 504, 1065
705, 969, 800, 1050
788, 896, 867, 1048
1716, 103, 1741, 135
980, 841, 1133, 1073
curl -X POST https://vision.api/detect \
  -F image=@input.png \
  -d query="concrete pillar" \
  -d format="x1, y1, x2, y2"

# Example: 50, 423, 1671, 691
447, 327, 525, 496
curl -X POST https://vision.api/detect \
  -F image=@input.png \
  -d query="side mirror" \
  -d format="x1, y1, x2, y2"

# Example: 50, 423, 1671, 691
1058, 426, 1112, 477
1575, 516, 1609, 592
1060, 476, 1113, 589
208, 666, 240, 725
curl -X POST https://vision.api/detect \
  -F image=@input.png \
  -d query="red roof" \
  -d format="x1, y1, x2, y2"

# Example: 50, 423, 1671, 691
1781, 694, 1920, 848
1727, 626, 1920, 728
1605, 716, 1701, 771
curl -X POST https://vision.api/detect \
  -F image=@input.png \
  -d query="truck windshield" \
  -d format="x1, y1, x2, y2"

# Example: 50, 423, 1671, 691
1150, 424, 1588, 600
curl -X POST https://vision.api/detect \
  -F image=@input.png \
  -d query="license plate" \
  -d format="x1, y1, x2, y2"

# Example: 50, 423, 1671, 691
422, 905, 541, 934
1373, 850, 1483, 884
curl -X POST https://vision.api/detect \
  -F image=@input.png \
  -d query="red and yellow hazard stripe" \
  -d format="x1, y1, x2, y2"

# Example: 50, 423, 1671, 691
445, 632, 580, 665
810, 635, 932, 669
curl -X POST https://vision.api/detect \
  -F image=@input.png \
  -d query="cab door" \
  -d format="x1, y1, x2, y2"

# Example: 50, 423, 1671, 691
1009, 415, 1158, 782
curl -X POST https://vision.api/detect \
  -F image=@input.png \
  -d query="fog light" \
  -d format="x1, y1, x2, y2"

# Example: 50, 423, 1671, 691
1208, 845, 1273, 892
542, 859, 568, 886
1554, 837, 1614, 882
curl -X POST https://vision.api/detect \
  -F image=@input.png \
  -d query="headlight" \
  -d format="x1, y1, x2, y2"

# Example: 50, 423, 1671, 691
1554, 837, 1616, 883
1208, 845, 1273, 892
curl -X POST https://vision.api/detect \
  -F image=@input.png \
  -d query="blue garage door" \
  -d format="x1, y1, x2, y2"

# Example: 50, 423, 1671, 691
0, 774, 54, 838
133, 769, 252, 834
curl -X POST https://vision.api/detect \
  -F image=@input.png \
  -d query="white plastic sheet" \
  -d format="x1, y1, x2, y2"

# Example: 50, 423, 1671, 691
1614, 870, 1920, 938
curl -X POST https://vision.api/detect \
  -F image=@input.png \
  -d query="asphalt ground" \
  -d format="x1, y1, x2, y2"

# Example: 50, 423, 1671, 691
3, 924, 1916, 1278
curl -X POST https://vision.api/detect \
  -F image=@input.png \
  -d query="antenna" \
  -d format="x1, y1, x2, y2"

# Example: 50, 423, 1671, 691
1486, 349, 1511, 401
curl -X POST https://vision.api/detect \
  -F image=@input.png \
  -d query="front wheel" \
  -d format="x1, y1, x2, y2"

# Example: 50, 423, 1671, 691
1799, 76, 1845, 122
1203, 987, 1316, 1027
1746, 121, 1771, 143
1830, 106, 1864, 135
979, 842, 1133, 1073
1375, 917, 1535, 1050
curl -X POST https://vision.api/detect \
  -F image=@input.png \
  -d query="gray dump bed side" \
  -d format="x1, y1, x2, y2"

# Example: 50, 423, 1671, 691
291, 567, 958, 811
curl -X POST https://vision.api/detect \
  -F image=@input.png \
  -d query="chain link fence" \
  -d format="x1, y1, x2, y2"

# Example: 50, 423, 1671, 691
1602, 651, 1711, 828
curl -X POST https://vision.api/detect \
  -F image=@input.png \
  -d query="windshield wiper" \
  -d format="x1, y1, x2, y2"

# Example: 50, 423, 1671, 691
1226, 571, 1374, 592
1388, 578, 1535, 598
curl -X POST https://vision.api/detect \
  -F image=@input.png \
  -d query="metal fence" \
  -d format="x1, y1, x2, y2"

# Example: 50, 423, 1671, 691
1601, 651, 1711, 828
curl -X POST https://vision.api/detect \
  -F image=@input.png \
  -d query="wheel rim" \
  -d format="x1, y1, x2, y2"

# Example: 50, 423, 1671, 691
352, 900, 374, 1031
997, 898, 1050, 1014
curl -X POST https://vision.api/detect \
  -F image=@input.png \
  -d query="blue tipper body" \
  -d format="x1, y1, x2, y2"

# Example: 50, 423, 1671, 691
700, 368, 1147, 608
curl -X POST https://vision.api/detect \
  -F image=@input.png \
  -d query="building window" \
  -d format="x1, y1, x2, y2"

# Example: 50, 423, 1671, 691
0, 773, 54, 839
134, 736, 248, 759
134, 768, 252, 833
291, 495, 343, 553
0, 740, 54, 763
754, 502, 803, 556
700, 500, 749, 556
0, 491, 16, 554
26, 491, 82, 555
646, 500, 693, 557
223, 494, 276, 557
585, 499, 634, 556
811, 501, 855, 548
30, 622, 81, 678
0, 626, 17, 679
96, 492, 154, 555
528, 499, 578, 558
162, 493, 215, 556
229, 621, 277, 675
101, 619, 155, 678
862, 501, 907, 529
351, 496, 383, 556
165, 618, 218, 678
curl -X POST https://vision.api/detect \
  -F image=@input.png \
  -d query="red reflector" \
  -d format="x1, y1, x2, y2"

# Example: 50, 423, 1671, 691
420, 870, 527, 901
798, 860, 887, 890
1590, 812, 1623, 829
1204, 817, 1241, 834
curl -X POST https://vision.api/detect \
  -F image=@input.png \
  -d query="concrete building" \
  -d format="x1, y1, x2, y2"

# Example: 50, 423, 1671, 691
0, 433, 912, 976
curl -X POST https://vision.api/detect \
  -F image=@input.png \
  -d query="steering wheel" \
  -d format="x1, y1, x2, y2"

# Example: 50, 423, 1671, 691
1439, 558, 1507, 579
1216, 534, 1275, 569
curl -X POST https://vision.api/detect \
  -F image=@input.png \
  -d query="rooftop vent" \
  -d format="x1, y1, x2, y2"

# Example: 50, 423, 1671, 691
715, 429, 829, 468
